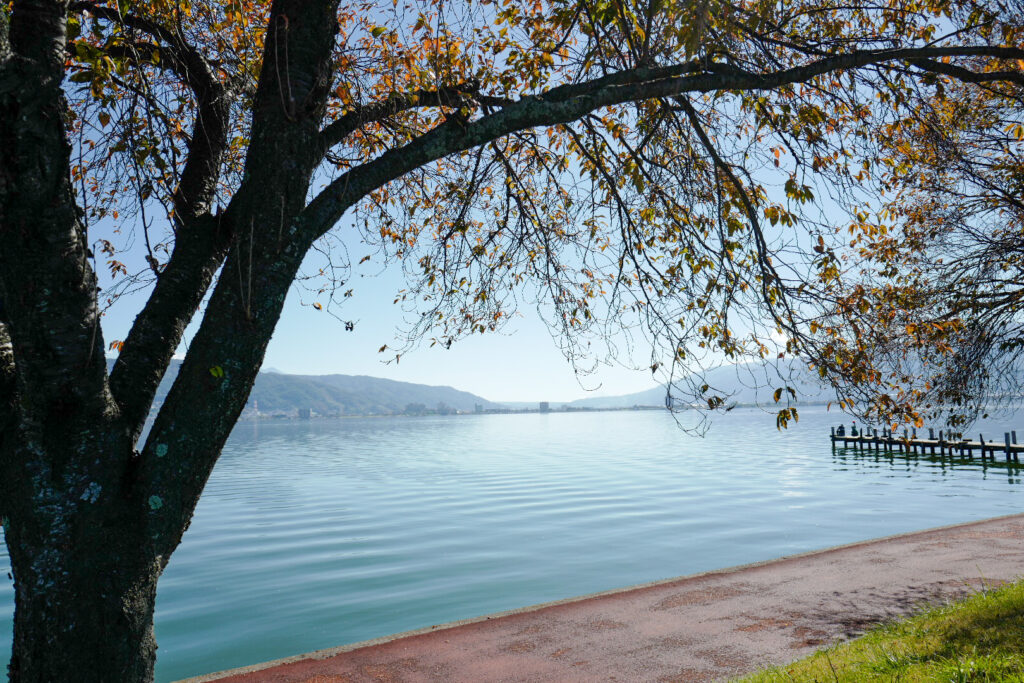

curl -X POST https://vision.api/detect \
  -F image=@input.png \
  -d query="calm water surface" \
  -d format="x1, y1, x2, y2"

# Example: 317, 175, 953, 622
1, 407, 1022, 681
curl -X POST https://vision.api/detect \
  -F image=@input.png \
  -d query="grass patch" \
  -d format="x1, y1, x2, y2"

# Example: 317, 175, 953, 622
739, 578, 1024, 682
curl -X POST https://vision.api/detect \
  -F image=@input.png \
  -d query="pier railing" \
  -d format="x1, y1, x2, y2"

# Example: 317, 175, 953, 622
830, 426, 1022, 462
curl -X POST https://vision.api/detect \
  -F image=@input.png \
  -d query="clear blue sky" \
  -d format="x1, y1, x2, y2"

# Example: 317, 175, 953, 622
98, 230, 661, 404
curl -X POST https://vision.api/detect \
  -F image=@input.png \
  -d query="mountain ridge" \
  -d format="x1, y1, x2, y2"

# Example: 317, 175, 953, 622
559, 360, 830, 409
107, 358, 503, 417
109, 357, 829, 418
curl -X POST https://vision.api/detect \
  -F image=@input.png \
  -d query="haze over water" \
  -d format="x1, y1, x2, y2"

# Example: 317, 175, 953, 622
2, 407, 1022, 681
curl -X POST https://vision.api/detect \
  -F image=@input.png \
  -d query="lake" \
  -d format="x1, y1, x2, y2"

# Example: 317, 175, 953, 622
1, 407, 1022, 681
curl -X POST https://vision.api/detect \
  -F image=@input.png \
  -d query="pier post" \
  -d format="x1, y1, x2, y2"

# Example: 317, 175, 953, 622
938, 430, 945, 456
1005, 433, 1012, 462
979, 434, 986, 460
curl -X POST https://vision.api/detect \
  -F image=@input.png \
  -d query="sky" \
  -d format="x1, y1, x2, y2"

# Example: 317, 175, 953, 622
95, 175, 818, 406
98, 233, 663, 405
90, 93, 833, 407
92, 146, 833, 406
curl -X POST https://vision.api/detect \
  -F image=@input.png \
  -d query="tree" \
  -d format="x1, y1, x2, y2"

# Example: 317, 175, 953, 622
0, 0, 1021, 680
798, 40, 1024, 428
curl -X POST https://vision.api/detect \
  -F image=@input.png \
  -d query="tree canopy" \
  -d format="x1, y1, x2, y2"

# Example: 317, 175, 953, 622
1, 0, 1023, 679
800, 40, 1024, 427
49, 0, 1024, 415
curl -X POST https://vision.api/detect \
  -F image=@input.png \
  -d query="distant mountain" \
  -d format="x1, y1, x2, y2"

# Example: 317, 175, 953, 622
105, 356, 829, 418
561, 387, 666, 410
563, 360, 831, 409
107, 358, 502, 417
247, 372, 502, 416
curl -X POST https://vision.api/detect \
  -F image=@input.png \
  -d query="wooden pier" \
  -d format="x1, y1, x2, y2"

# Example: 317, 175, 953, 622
831, 426, 1023, 462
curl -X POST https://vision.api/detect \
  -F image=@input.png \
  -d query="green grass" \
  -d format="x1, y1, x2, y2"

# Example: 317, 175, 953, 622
739, 579, 1024, 682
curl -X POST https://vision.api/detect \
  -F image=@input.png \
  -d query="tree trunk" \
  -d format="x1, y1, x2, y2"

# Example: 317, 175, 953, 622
5, 507, 162, 683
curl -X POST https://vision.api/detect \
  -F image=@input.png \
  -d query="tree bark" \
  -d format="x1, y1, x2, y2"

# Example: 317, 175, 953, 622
6, 514, 161, 683
2, 3, 342, 680
1, 2, 159, 680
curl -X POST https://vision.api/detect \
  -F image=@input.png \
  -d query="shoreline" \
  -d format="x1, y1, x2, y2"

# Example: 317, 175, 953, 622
178, 513, 1024, 682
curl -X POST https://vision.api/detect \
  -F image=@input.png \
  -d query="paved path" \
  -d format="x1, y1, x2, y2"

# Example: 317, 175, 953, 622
183, 514, 1024, 683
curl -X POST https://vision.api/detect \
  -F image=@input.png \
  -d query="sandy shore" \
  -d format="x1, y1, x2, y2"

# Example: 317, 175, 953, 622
180, 513, 1024, 682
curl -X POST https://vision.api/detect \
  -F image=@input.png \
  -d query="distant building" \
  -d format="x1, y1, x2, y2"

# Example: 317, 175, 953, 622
539, 401, 550, 413
474, 403, 483, 414
298, 408, 311, 419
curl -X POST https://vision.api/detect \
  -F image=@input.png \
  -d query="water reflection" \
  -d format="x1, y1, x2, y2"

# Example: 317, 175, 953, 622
832, 445, 1024, 483
1, 407, 1022, 682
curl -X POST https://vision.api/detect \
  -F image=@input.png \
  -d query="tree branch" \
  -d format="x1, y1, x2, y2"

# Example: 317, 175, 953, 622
911, 58, 1024, 88
300, 44, 1024, 242
108, 213, 233, 438
129, 0, 343, 550
673, 97, 796, 330
69, 2, 229, 222
77, 7, 237, 436
69, 2, 204, 80
319, 84, 513, 149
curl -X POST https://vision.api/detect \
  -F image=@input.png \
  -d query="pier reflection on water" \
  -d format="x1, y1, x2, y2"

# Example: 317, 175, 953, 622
832, 445, 1024, 486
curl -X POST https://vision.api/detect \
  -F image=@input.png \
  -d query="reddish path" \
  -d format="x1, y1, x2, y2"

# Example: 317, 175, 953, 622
180, 514, 1024, 683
